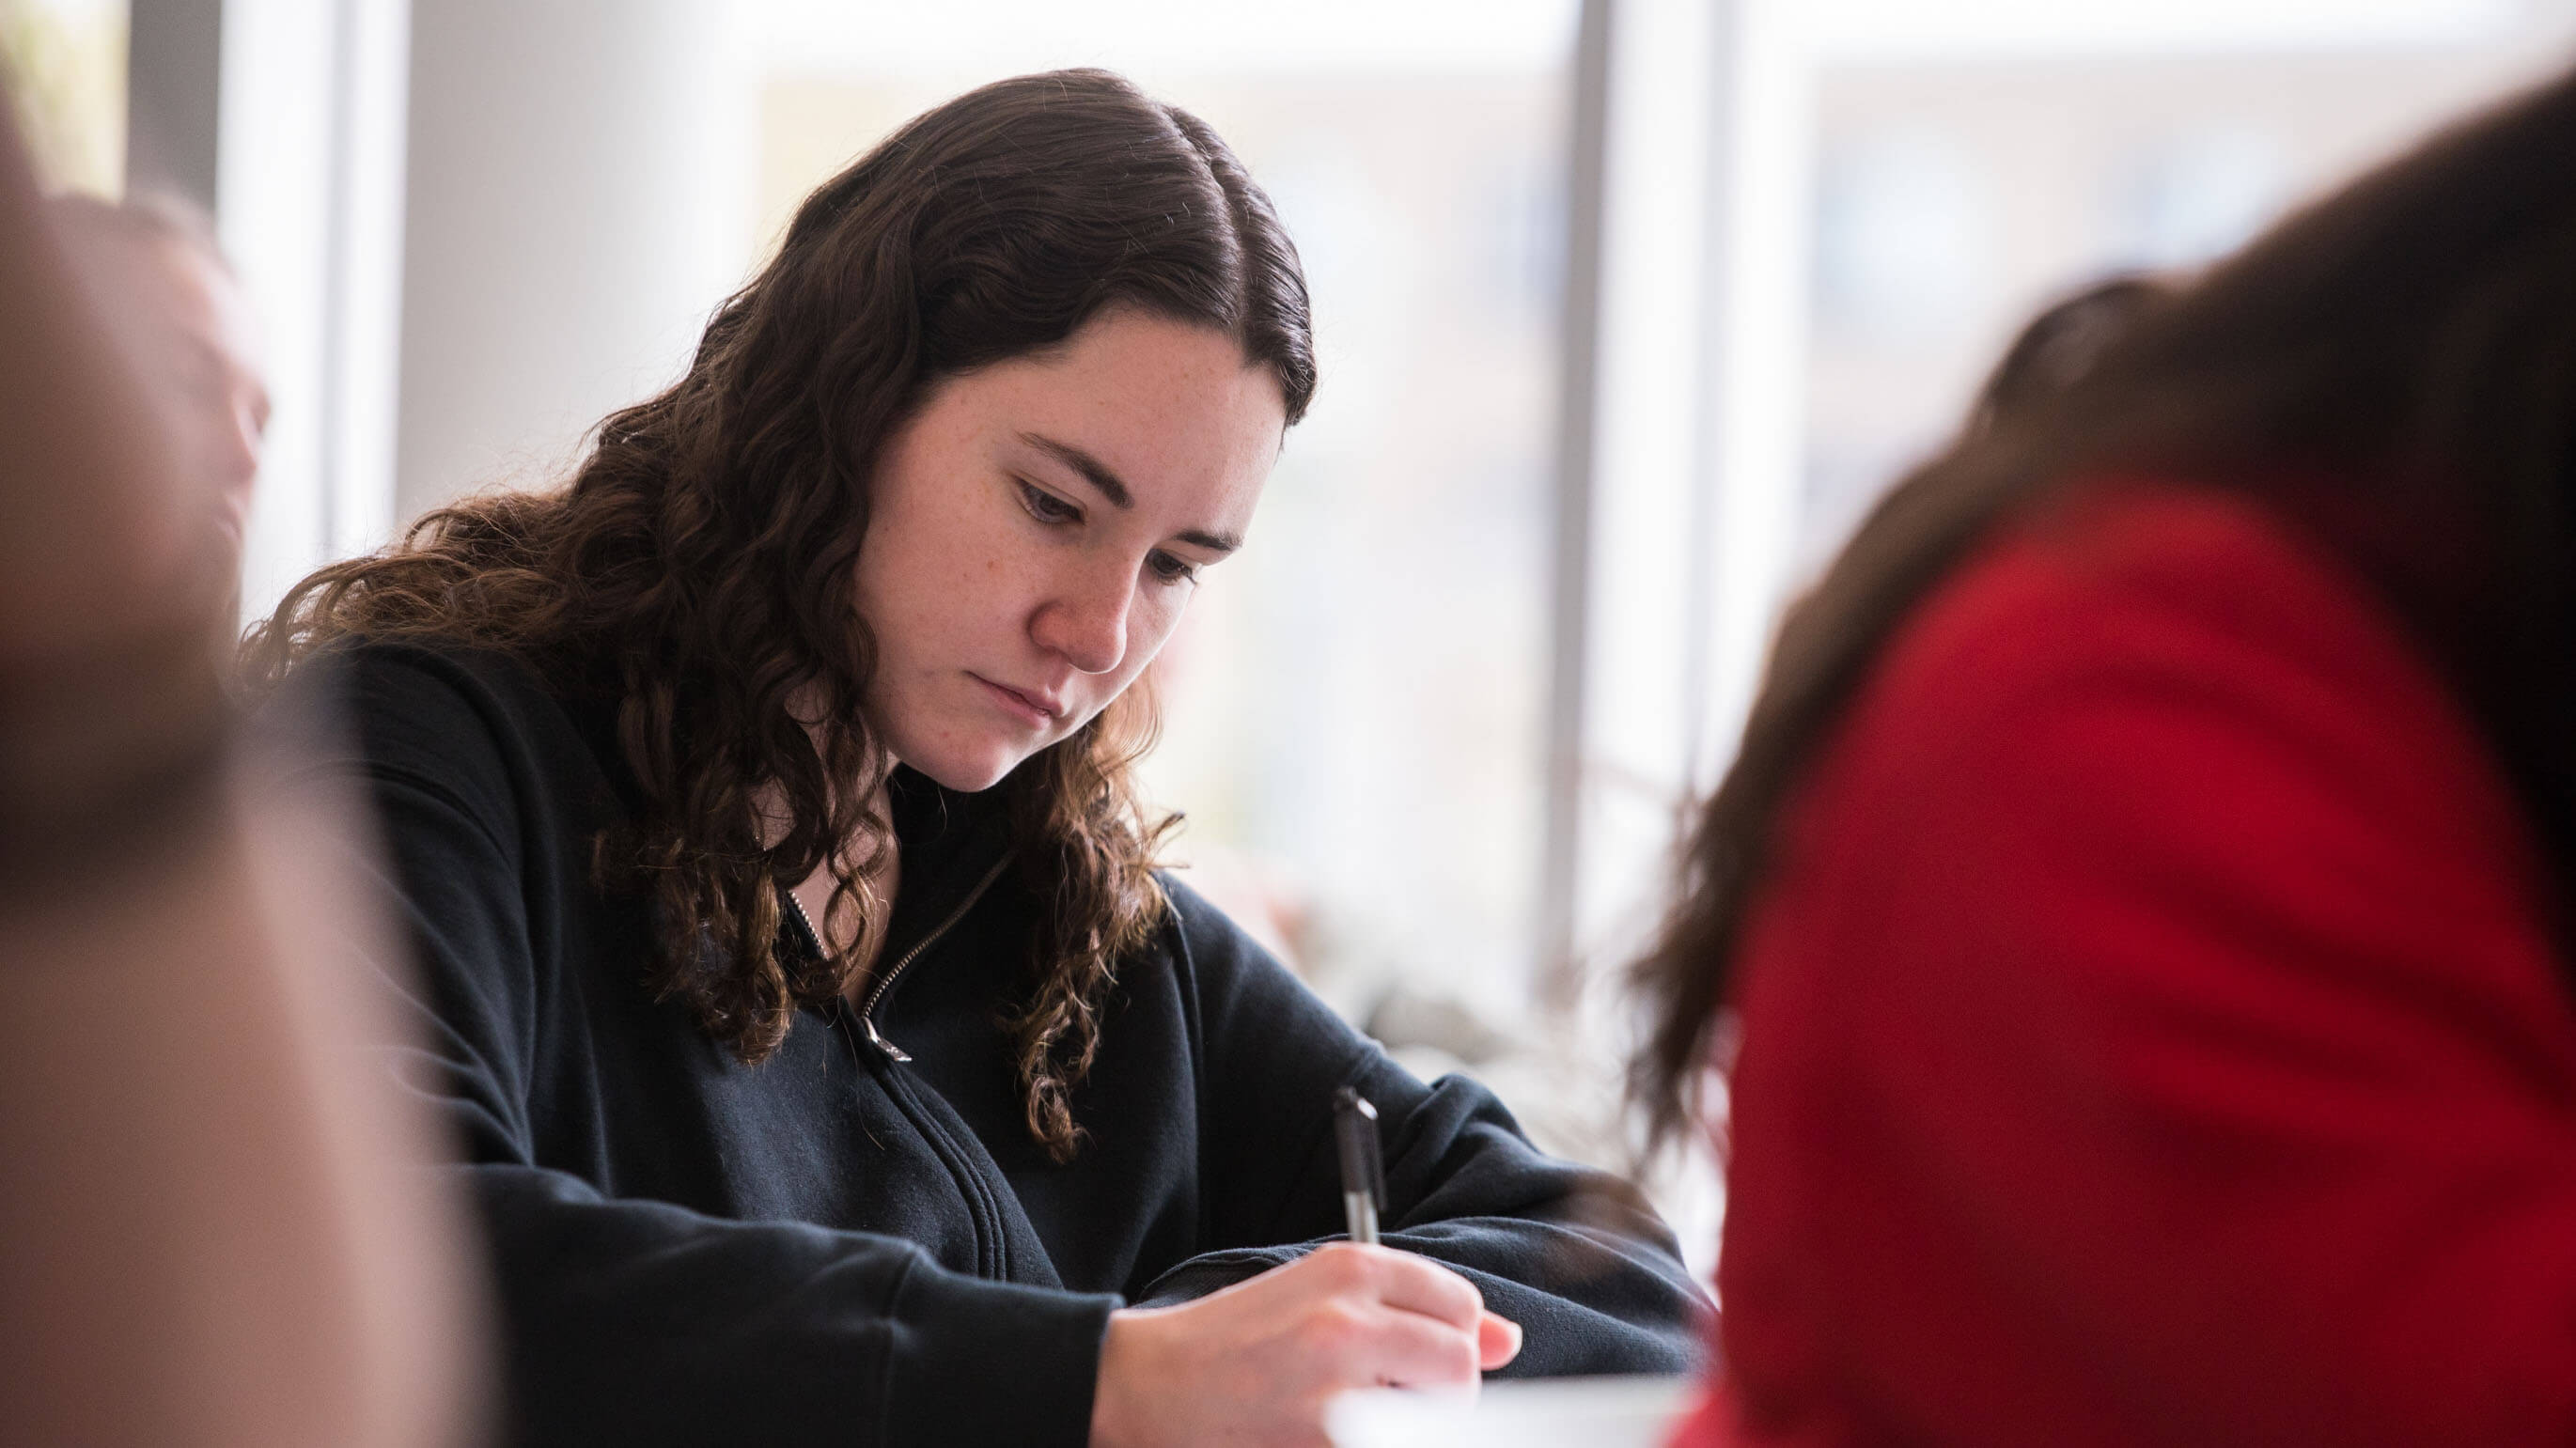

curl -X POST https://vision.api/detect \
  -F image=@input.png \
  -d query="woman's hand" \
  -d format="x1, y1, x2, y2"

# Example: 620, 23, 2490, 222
1089, 1242, 1522, 1448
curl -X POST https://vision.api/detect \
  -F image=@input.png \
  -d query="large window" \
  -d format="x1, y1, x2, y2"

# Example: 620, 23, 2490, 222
0, 0, 127, 195
1798, 2, 2565, 577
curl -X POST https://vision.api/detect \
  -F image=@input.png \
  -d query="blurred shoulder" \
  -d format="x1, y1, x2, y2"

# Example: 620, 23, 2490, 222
1812, 475, 2533, 890
1869, 478, 2441, 745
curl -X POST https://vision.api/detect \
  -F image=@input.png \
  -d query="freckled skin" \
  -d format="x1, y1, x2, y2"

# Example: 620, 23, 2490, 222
852, 308, 1287, 793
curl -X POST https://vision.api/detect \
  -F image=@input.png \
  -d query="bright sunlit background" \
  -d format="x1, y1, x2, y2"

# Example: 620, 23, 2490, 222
10, 0, 2576, 1274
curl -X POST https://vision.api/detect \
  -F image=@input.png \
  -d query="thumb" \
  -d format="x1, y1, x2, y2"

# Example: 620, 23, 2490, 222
1476, 1311, 1523, 1371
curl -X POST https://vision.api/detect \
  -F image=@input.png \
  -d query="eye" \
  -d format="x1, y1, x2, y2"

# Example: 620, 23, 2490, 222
1017, 479, 1083, 525
1146, 550, 1200, 585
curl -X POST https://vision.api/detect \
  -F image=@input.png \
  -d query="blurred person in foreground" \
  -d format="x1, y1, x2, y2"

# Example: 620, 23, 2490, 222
245, 69, 1701, 1448
0, 101, 476, 1448
1638, 60, 2576, 1448
50, 189, 269, 559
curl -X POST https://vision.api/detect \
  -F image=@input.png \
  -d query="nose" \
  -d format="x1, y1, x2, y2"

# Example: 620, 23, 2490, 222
1031, 559, 1134, 676
214, 397, 262, 494
207, 397, 262, 505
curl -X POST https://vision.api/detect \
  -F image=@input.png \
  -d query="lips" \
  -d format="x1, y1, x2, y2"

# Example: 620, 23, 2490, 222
972, 674, 1065, 728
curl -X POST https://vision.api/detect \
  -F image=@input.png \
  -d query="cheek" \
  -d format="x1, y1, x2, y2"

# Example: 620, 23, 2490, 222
856, 530, 1029, 685
850, 555, 927, 686
1117, 588, 1193, 677
1141, 584, 1190, 642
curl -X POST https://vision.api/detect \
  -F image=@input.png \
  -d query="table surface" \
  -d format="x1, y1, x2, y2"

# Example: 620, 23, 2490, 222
1326, 1374, 1696, 1448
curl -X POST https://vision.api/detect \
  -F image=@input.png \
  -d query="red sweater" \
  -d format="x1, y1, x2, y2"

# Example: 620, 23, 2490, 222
1676, 484, 2576, 1448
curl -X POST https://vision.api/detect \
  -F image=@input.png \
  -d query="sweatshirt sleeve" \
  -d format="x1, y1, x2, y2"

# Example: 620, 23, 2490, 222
1129, 879, 1708, 1376
1715, 490, 2576, 1447
293, 647, 1116, 1448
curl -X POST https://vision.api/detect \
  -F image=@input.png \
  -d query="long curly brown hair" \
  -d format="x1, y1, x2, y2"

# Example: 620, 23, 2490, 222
243, 70, 1316, 1161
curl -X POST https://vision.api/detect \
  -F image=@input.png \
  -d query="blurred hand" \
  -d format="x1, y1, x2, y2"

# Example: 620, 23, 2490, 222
1089, 1241, 1522, 1448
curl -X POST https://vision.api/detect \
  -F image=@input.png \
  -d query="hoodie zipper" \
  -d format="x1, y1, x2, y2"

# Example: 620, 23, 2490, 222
786, 849, 1014, 1064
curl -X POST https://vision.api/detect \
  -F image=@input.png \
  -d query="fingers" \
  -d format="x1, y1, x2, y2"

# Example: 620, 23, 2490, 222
1352, 1302, 1484, 1389
1293, 1243, 1523, 1386
1307, 1241, 1484, 1332
1097, 1250, 1525, 1445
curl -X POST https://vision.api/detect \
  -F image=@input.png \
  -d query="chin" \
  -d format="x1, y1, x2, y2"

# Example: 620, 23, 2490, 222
905, 745, 1028, 795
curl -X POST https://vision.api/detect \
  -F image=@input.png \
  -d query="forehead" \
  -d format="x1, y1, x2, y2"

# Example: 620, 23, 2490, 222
946, 310, 1286, 521
82, 229, 263, 376
146, 238, 264, 374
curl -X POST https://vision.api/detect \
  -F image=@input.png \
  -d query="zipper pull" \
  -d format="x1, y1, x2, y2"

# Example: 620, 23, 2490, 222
862, 1013, 912, 1064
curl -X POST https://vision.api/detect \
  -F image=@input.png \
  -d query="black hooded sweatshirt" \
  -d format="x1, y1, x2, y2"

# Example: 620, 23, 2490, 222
292, 643, 1705, 1446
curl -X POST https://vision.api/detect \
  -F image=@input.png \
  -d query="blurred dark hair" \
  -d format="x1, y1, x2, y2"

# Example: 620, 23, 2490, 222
1634, 65, 2576, 1148
245, 69, 1315, 1161
1969, 272, 2171, 428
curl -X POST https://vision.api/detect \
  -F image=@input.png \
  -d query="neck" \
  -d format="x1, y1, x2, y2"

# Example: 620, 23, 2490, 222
783, 775, 898, 1000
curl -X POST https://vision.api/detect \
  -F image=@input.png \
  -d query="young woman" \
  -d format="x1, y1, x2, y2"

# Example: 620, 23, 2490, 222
1638, 64, 2576, 1448
252, 70, 1701, 1448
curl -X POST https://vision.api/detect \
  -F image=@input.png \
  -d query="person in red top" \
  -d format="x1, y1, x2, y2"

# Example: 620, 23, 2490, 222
1634, 60, 2576, 1448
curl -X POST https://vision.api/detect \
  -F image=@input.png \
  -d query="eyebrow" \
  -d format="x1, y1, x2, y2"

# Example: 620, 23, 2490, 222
180, 334, 273, 426
1019, 430, 1241, 553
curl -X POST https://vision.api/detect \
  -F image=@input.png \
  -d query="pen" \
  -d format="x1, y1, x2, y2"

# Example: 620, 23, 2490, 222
1334, 1086, 1386, 1246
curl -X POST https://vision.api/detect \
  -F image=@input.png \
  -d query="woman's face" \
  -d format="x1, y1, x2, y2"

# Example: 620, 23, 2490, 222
853, 308, 1288, 792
